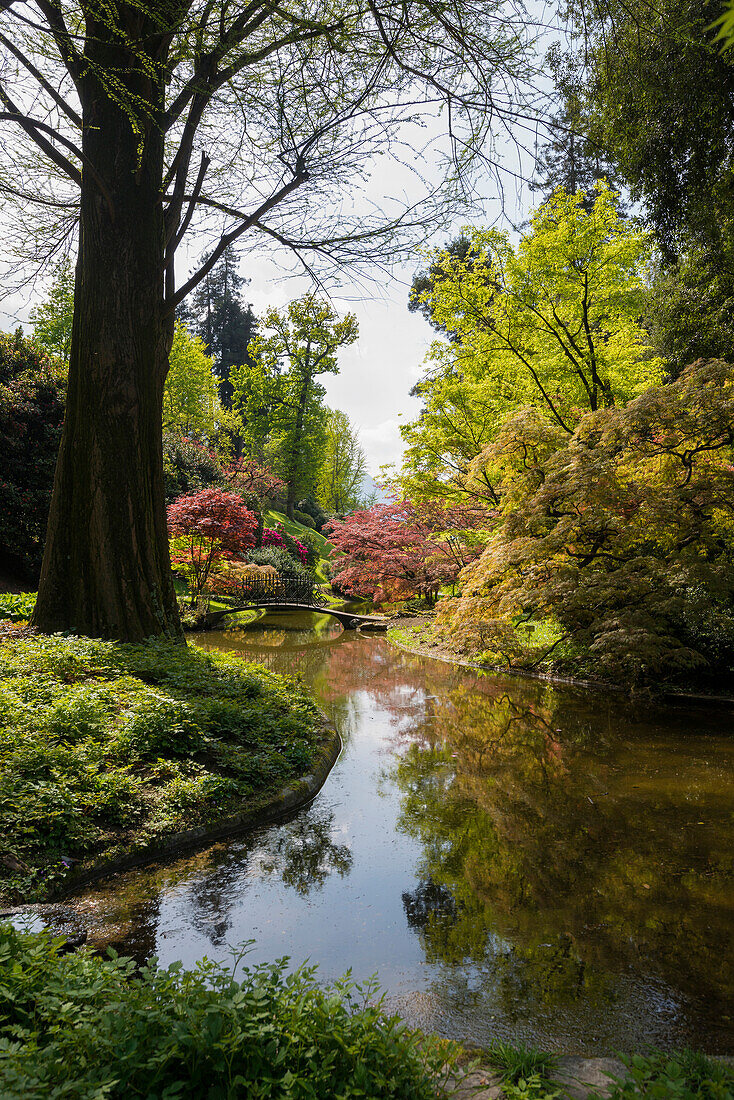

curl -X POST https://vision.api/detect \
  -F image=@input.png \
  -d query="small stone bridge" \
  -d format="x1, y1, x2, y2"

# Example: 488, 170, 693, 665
202, 602, 387, 631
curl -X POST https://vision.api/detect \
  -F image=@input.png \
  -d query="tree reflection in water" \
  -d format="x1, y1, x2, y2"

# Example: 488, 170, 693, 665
388, 670, 733, 1018
254, 809, 353, 895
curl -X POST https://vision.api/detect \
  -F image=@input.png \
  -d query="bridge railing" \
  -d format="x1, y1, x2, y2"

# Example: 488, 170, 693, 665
220, 570, 317, 607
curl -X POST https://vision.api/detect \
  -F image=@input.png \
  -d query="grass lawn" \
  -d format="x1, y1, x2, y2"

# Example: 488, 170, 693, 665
0, 632, 327, 904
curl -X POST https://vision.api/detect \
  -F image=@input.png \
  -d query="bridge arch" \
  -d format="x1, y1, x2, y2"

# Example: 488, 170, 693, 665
201, 602, 387, 631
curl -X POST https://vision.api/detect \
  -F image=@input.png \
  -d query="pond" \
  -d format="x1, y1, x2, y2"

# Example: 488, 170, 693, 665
64, 612, 734, 1055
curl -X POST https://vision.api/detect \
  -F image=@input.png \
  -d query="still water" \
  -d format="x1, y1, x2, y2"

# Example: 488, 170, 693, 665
69, 612, 734, 1054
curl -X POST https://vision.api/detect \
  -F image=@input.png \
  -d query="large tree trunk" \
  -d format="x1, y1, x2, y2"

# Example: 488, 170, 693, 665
33, 19, 182, 642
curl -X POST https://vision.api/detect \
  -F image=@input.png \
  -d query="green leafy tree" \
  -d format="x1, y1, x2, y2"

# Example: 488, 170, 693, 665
317, 408, 368, 514
163, 324, 222, 441
577, 0, 734, 264
644, 248, 734, 379
402, 184, 663, 503
229, 358, 283, 466
573, 0, 734, 374
29, 259, 75, 366
409, 234, 475, 336
248, 296, 359, 519
0, 0, 530, 642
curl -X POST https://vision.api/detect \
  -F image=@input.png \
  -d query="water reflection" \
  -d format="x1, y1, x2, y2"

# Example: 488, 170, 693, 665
66, 620, 734, 1054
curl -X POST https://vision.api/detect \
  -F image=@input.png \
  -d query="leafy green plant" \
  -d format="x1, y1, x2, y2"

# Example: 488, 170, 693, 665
0, 634, 324, 902
600, 1050, 734, 1099
487, 1039, 558, 1088
0, 593, 36, 622
246, 546, 310, 577
0, 926, 459, 1100
503, 1074, 561, 1100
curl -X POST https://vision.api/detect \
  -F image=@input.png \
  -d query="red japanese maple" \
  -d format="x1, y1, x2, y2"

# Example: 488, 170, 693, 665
167, 488, 258, 601
326, 499, 486, 604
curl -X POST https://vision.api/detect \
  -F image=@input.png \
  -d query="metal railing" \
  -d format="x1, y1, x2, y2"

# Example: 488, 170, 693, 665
222, 570, 317, 607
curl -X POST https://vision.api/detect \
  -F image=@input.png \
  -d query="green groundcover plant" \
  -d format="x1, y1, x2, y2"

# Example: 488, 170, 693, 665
0, 926, 458, 1100
599, 1050, 734, 1100
0, 593, 36, 622
0, 635, 324, 902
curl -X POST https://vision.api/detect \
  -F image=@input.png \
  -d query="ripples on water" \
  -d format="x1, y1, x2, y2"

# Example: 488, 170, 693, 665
65, 611, 734, 1054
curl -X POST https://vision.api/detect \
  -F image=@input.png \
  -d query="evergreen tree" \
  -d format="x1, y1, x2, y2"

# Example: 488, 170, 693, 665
179, 246, 257, 409
531, 48, 625, 211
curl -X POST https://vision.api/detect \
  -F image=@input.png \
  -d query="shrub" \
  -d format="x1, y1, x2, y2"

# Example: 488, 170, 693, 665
0, 926, 457, 1100
260, 526, 308, 566
246, 547, 309, 577
261, 526, 286, 548
0, 634, 324, 902
297, 494, 330, 531
294, 507, 316, 529
295, 528, 323, 568
0, 331, 66, 578
276, 526, 309, 565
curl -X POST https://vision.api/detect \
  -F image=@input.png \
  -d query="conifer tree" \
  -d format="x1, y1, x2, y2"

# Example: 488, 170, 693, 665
530, 49, 624, 211
179, 246, 257, 409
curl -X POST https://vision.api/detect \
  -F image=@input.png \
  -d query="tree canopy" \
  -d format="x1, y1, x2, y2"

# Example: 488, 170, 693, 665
402, 184, 663, 503
29, 258, 75, 366
317, 408, 368, 514
162, 323, 221, 440
234, 295, 359, 518
435, 359, 734, 685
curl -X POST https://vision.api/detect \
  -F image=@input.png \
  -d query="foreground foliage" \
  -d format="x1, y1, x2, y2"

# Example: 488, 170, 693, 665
0, 594, 36, 623
602, 1050, 734, 1100
0, 927, 457, 1100
0, 635, 324, 902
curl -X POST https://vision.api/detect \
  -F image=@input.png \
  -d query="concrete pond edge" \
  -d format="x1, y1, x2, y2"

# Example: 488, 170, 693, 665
2, 714, 342, 909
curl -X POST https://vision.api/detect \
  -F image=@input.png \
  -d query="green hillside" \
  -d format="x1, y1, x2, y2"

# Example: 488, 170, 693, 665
264, 510, 335, 584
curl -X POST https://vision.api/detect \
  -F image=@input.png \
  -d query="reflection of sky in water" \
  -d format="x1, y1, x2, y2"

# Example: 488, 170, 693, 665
68, 619, 734, 1055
